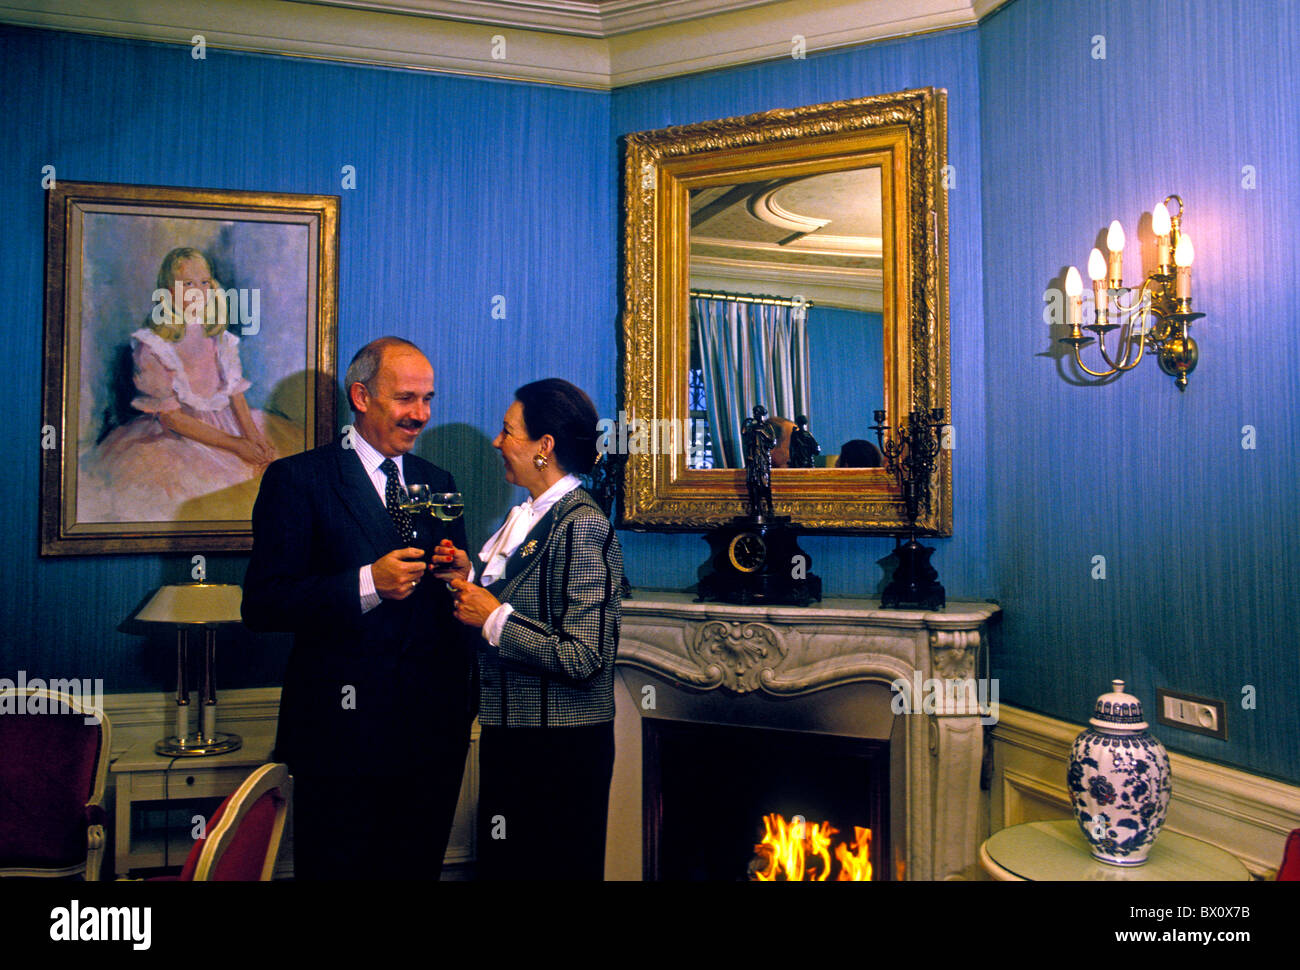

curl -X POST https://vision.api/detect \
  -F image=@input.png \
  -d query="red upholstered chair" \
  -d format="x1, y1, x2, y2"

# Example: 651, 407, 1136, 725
161, 763, 291, 881
0, 688, 111, 880
1277, 828, 1300, 881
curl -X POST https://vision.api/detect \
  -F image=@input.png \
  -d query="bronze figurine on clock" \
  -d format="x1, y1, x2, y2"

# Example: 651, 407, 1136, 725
697, 406, 821, 606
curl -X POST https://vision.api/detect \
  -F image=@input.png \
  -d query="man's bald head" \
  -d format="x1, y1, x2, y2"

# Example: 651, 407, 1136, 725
345, 337, 435, 457
345, 337, 425, 413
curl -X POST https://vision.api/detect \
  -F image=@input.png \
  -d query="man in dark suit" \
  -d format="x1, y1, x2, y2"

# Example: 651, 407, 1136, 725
242, 336, 474, 879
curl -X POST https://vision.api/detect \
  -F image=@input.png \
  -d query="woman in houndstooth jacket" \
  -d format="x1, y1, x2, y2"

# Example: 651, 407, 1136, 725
435, 378, 623, 880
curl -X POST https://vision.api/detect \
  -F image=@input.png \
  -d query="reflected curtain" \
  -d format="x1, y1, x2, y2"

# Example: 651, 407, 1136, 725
692, 297, 810, 468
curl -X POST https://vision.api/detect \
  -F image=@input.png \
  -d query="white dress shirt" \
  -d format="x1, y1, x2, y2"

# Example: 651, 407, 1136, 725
351, 432, 406, 614
480, 474, 582, 645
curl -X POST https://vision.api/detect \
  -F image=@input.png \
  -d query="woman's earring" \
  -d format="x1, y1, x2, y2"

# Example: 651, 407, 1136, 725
533, 453, 548, 470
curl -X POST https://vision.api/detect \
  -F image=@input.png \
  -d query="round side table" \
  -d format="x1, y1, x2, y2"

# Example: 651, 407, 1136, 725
980, 819, 1250, 881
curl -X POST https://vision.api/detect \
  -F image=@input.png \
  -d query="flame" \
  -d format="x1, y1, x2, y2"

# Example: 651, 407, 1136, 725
752, 813, 872, 881
834, 826, 873, 881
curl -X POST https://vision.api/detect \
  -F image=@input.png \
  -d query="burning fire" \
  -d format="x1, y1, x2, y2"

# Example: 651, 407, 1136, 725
834, 826, 873, 881
751, 813, 873, 881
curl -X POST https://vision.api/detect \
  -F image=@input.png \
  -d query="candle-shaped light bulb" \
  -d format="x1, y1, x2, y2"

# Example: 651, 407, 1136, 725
1087, 247, 1107, 321
1152, 203, 1171, 236
1087, 247, 1107, 281
1064, 266, 1083, 327
1174, 233, 1193, 300
1107, 220, 1126, 252
1152, 202, 1172, 267
1064, 265, 1083, 296
1106, 220, 1125, 287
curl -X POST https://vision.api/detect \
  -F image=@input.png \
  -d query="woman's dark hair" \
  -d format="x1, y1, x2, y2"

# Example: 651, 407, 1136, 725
836, 439, 883, 468
515, 378, 600, 475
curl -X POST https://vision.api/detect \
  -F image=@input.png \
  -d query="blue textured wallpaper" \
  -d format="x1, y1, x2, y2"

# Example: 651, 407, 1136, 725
806, 307, 884, 461
979, 0, 1300, 781
611, 29, 992, 602
0, 27, 613, 692
6, 0, 1293, 785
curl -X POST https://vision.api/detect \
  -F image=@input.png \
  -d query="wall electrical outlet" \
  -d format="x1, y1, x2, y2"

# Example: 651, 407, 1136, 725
1155, 689, 1227, 740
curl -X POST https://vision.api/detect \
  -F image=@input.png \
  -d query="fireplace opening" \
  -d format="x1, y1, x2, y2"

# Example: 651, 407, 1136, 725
642, 718, 889, 881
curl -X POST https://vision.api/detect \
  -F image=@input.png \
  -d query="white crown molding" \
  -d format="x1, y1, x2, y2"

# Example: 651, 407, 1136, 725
2, 0, 1013, 89
970, 0, 1010, 20
294, 0, 792, 37
0, 0, 613, 88
606, 0, 990, 87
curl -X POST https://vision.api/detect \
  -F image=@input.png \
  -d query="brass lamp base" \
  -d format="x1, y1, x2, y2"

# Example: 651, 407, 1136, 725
155, 732, 242, 758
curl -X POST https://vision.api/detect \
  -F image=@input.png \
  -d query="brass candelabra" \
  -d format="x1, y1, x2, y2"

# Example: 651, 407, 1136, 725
872, 407, 946, 610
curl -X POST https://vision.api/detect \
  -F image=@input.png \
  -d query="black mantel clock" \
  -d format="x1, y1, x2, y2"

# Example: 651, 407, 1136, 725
697, 514, 822, 606
696, 405, 822, 607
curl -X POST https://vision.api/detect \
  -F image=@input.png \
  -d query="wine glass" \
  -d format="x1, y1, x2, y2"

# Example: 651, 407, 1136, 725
426, 492, 464, 523
399, 483, 432, 515
400, 485, 464, 522
400, 486, 464, 567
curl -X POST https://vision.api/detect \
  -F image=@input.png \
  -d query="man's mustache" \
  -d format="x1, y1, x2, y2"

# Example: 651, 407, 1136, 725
398, 420, 424, 431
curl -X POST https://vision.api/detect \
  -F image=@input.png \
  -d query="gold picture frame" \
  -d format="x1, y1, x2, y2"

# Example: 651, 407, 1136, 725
621, 88, 951, 533
41, 181, 339, 556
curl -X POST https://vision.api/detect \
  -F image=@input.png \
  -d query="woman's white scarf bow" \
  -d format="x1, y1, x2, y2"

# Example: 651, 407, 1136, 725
477, 502, 536, 586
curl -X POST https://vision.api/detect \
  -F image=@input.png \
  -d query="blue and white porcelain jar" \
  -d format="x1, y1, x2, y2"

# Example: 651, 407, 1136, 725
1067, 679, 1172, 866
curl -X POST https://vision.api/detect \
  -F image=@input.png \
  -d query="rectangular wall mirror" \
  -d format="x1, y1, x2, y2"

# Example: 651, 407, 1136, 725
621, 88, 952, 532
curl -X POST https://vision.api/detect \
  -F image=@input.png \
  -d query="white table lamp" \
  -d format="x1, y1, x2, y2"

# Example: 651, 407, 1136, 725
134, 583, 244, 757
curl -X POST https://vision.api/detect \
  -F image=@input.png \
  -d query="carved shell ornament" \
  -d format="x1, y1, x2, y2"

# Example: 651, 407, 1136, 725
689, 621, 787, 694
930, 630, 981, 680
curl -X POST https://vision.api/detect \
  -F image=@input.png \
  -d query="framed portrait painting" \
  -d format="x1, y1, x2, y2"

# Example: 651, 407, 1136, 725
41, 181, 339, 555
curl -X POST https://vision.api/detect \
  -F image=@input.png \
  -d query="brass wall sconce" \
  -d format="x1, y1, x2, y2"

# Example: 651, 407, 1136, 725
1060, 195, 1204, 391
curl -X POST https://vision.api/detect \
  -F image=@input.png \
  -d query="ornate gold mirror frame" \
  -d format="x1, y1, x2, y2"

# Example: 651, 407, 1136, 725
621, 87, 951, 532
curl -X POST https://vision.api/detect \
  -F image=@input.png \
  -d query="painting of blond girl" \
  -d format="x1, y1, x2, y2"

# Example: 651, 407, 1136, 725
79, 247, 300, 522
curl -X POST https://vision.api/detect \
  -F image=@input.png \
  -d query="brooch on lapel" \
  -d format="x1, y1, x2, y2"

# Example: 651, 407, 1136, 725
520, 539, 538, 558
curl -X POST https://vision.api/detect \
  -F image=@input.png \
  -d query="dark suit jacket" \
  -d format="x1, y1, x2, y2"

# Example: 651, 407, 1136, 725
242, 436, 474, 776
478, 488, 622, 728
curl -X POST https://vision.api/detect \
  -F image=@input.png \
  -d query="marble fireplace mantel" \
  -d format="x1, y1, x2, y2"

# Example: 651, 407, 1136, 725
606, 591, 1001, 880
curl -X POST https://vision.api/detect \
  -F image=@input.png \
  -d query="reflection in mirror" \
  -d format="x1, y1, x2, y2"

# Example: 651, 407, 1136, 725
686, 167, 884, 469
621, 88, 950, 532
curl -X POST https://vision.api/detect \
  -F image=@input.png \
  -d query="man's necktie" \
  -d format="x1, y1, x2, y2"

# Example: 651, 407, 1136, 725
380, 459, 416, 545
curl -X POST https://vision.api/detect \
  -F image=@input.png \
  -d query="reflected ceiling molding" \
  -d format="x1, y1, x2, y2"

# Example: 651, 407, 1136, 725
690, 255, 884, 313
4, 0, 1016, 90
690, 168, 884, 310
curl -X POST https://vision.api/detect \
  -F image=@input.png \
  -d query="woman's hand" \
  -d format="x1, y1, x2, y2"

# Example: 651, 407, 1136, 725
160, 410, 270, 470
230, 392, 275, 465
448, 577, 501, 629
232, 437, 273, 470
246, 431, 277, 465
430, 540, 471, 583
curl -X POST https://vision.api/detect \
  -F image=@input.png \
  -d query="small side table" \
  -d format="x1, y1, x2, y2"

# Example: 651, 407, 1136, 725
980, 819, 1250, 881
110, 734, 275, 877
